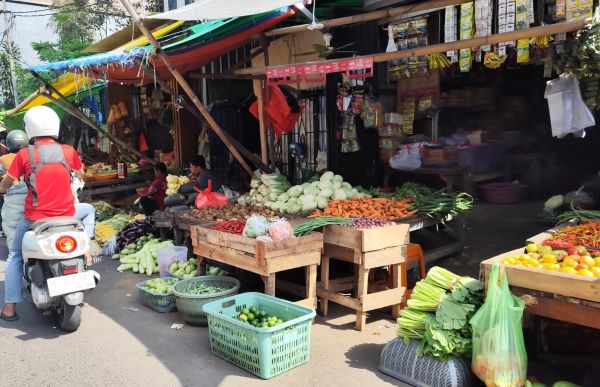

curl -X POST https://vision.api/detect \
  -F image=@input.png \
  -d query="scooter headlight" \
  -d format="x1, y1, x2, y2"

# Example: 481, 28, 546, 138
55, 236, 78, 254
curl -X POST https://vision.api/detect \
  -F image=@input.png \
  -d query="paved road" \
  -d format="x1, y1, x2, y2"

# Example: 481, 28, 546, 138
0, 239, 402, 387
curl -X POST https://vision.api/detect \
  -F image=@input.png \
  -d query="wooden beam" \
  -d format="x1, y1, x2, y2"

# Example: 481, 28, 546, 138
240, 18, 587, 75
266, 0, 473, 37
118, 0, 255, 177
4, 88, 42, 117
259, 33, 276, 169
228, 46, 264, 72
187, 72, 265, 80
253, 79, 269, 164
134, 60, 274, 173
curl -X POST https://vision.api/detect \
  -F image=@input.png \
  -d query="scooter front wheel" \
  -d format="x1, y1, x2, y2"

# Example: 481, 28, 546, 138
57, 299, 81, 332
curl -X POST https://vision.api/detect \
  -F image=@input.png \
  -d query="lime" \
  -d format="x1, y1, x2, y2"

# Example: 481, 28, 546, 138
250, 306, 258, 313
261, 322, 268, 328
247, 313, 255, 321
239, 314, 248, 322
277, 319, 283, 325
260, 317, 267, 323
268, 320, 276, 327
242, 308, 250, 315
259, 311, 267, 318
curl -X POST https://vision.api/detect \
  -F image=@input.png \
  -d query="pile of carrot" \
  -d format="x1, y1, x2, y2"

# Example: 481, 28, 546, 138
309, 198, 417, 220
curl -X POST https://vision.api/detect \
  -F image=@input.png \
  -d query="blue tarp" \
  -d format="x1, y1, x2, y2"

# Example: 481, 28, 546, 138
29, 48, 148, 72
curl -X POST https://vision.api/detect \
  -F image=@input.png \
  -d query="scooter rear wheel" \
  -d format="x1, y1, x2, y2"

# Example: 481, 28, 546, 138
57, 299, 81, 332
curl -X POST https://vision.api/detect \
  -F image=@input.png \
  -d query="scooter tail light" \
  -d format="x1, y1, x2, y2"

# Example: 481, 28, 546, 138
55, 236, 77, 254
63, 265, 78, 275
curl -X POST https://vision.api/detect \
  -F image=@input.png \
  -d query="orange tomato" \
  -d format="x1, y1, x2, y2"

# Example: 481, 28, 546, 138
562, 257, 578, 268
576, 264, 590, 271
580, 255, 596, 267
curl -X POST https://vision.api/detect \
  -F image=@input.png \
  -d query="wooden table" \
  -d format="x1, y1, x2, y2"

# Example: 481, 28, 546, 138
318, 223, 409, 330
79, 175, 146, 202
480, 227, 600, 330
191, 225, 324, 309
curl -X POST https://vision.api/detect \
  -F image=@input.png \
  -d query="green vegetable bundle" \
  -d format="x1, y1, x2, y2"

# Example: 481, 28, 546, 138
397, 267, 482, 361
293, 216, 350, 236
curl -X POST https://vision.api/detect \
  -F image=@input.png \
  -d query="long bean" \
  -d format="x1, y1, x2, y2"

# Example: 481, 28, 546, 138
293, 216, 350, 236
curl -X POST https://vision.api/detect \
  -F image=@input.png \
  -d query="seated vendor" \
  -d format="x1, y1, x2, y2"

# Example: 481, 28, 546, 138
137, 162, 167, 215
179, 155, 223, 205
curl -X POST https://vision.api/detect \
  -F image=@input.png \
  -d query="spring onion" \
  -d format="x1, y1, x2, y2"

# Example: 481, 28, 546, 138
293, 216, 350, 236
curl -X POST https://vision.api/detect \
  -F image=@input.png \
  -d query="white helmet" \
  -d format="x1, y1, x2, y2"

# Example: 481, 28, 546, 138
23, 106, 60, 139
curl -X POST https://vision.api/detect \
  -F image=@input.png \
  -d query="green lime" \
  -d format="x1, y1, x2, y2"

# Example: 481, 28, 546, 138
247, 313, 255, 321
260, 317, 267, 323
242, 308, 250, 315
259, 311, 267, 318
250, 306, 258, 313
239, 314, 248, 322
261, 322, 268, 328
268, 320, 276, 327
277, 319, 283, 325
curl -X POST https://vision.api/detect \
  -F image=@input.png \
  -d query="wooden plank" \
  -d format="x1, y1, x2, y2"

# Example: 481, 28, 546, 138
363, 246, 406, 269
266, 251, 321, 273
511, 288, 600, 329
193, 244, 267, 276
263, 232, 324, 258
391, 263, 402, 318
316, 287, 361, 310
362, 224, 409, 252
295, 298, 317, 309
481, 253, 600, 303
192, 227, 256, 254
277, 279, 308, 298
356, 268, 369, 330
323, 276, 355, 292
262, 273, 276, 296
323, 243, 359, 264
320, 255, 330, 316
323, 225, 361, 251
306, 264, 317, 308
361, 287, 406, 312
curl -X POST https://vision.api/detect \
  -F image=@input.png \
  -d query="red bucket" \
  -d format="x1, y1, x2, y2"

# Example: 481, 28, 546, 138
479, 182, 525, 204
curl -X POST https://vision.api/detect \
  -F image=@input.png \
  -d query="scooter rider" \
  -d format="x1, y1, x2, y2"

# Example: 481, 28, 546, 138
0, 106, 84, 322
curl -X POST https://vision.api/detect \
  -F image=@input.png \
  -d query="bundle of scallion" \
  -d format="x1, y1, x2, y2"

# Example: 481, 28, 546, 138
425, 266, 483, 304
396, 309, 432, 340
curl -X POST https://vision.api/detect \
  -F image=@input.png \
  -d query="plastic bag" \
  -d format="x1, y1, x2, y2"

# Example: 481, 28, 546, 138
268, 219, 294, 241
389, 145, 421, 171
544, 74, 595, 138
242, 215, 269, 238
194, 180, 228, 209
470, 264, 527, 387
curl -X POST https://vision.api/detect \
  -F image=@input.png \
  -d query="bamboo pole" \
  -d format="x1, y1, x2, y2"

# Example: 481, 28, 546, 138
239, 18, 588, 75
252, 79, 269, 164
266, 0, 473, 37
133, 59, 274, 172
118, 0, 254, 176
4, 88, 43, 117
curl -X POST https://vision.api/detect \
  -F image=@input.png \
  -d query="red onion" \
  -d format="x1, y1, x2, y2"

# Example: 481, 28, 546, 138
344, 217, 395, 229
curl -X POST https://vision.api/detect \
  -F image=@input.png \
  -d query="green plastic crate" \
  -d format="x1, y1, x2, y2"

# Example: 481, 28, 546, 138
202, 292, 316, 379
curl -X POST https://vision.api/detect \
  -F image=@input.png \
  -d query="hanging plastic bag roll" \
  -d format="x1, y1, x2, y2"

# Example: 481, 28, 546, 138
470, 264, 527, 387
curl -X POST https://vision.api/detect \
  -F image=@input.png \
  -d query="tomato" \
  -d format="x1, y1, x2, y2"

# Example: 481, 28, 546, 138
590, 267, 600, 278
567, 254, 581, 262
576, 264, 590, 271
594, 257, 600, 267
562, 257, 578, 268
559, 267, 577, 275
580, 255, 595, 267
577, 269, 594, 277
540, 254, 557, 264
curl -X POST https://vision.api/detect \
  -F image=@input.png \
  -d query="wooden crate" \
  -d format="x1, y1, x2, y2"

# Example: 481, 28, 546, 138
153, 211, 176, 228
323, 223, 409, 264
481, 250, 600, 303
191, 226, 324, 308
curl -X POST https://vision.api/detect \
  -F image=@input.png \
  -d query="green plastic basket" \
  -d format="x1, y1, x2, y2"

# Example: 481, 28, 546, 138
202, 292, 316, 379
173, 276, 240, 326
136, 277, 178, 313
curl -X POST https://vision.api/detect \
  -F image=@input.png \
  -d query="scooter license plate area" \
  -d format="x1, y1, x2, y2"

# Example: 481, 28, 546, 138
47, 272, 96, 297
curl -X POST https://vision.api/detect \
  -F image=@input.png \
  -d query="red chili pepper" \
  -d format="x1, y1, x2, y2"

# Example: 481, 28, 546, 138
211, 220, 246, 235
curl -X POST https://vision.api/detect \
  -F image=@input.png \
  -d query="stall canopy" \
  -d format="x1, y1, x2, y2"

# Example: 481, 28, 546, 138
147, 0, 301, 21
28, 9, 294, 84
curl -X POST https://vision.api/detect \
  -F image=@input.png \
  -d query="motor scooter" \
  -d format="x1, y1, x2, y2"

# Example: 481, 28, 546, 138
22, 216, 100, 331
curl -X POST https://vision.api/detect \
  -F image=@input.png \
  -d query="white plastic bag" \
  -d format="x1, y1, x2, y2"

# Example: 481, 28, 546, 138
544, 74, 595, 138
389, 145, 422, 171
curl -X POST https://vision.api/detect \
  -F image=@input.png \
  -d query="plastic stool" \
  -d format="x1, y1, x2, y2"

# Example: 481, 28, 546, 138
388, 243, 426, 307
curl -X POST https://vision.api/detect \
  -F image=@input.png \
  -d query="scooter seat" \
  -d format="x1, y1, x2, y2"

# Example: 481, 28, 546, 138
30, 217, 84, 234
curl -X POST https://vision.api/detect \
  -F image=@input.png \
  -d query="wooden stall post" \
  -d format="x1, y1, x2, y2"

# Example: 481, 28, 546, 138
252, 79, 269, 164
119, 0, 254, 176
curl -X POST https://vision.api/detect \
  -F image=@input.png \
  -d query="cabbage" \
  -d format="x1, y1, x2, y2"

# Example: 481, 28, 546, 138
237, 195, 248, 206
310, 181, 320, 188
288, 185, 303, 198
321, 171, 334, 181
265, 201, 275, 209
319, 188, 333, 198
344, 188, 354, 198
250, 179, 261, 189
242, 215, 269, 238
268, 193, 279, 201
304, 186, 320, 196
341, 182, 352, 190
301, 183, 311, 189
254, 194, 264, 202
249, 188, 257, 196
332, 174, 343, 183
287, 197, 298, 204
286, 203, 302, 215
318, 180, 332, 190
277, 193, 290, 203
316, 196, 329, 209
271, 202, 283, 211
300, 194, 316, 204
332, 181, 342, 190
332, 189, 347, 200
258, 185, 270, 195
302, 201, 318, 212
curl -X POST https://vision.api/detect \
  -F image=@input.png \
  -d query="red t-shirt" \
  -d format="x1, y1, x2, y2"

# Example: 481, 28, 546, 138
8, 139, 83, 220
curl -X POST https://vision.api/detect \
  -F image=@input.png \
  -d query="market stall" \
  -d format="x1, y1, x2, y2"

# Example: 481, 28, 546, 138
481, 222, 600, 329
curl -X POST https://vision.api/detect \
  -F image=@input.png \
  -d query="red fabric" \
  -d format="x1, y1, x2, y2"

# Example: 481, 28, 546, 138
139, 132, 149, 152
8, 139, 83, 221
139, 172, 167, 210
249, 86, 303, 138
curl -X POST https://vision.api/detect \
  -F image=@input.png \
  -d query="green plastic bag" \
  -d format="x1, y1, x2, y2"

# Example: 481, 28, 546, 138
470, 264, 527, 387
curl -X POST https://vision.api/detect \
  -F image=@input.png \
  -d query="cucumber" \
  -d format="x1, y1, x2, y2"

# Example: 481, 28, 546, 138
112, 253, 121, 260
